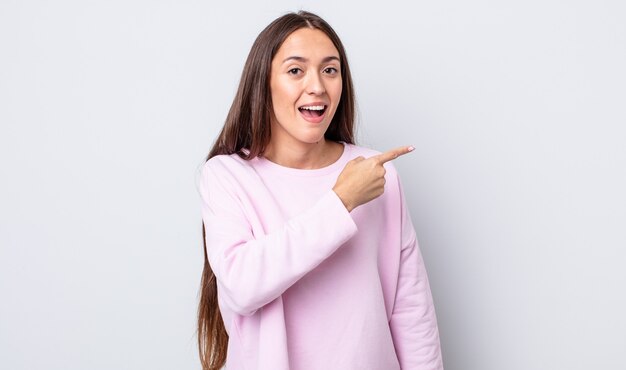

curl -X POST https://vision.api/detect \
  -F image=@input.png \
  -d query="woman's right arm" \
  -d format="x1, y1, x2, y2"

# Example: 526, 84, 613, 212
198, 161, 357, 316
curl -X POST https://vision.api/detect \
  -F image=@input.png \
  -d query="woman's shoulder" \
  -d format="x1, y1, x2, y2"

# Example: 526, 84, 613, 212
344, 143, 381, 158
202, 152, 255, 175
196, 153, 264, 203
197, 152, 260, 190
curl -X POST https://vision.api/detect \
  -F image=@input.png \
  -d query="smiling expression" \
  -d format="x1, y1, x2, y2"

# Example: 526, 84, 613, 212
269, 28, 343, 150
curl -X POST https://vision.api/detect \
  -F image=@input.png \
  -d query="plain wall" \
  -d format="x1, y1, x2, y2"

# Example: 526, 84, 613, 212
1, 1, 624, 369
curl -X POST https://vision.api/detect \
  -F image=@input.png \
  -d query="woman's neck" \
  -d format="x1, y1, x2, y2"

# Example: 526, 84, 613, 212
263, 139, 344, 170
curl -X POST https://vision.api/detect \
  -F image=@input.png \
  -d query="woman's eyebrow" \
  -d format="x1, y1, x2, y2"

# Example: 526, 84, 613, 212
281, 56, 340, 64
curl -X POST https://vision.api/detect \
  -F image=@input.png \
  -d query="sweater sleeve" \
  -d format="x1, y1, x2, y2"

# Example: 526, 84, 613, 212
389, 178, 444, 369
198, 159, 358, 316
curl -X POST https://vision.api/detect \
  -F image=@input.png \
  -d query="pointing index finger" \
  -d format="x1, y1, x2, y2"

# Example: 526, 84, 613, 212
374, 146, 415, 164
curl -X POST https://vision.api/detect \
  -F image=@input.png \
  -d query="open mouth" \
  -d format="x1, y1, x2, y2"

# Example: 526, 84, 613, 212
298, 105, 327, 118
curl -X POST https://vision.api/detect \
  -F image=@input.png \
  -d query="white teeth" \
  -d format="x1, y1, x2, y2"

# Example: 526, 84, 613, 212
300, 105, 325, 111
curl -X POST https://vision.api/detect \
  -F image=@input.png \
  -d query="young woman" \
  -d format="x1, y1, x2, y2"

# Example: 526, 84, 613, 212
197, 11, 443, 370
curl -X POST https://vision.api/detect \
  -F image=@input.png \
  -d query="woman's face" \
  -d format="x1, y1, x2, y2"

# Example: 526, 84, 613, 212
269, 28, 342, 149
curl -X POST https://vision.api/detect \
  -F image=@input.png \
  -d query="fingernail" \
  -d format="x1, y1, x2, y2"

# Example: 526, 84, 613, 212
408, 146, 415, 152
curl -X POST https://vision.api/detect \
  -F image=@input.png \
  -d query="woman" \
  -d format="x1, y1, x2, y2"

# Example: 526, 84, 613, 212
197, 11, 443, 370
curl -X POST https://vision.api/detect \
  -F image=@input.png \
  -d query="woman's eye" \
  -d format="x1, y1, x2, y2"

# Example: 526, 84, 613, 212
288, 68, 301, 75
323, 67, 339, 75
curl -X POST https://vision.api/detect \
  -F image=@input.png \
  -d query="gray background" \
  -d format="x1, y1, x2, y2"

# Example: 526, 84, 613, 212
1, 1, 624, 369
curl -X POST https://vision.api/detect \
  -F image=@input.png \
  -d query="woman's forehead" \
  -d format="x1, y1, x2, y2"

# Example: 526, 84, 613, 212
274, 28, 339, 63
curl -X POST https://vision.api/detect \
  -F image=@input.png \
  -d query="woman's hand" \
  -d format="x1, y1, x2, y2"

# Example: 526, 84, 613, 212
332, 146, 414, 212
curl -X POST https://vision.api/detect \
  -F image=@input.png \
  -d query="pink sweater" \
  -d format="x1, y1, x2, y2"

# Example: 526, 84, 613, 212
197, 143, 443, 370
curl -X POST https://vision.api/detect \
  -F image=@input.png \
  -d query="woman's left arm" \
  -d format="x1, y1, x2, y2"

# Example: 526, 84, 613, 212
389, 178, 444, 370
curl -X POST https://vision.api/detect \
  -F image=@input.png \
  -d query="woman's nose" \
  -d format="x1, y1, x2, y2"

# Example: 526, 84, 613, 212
305, 72, 326, 95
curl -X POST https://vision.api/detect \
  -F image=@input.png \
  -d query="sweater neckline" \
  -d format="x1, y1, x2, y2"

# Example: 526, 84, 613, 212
252, 142, 351, 177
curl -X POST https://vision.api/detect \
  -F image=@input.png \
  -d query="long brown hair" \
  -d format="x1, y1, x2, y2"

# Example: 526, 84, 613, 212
198, 10, 356, 370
